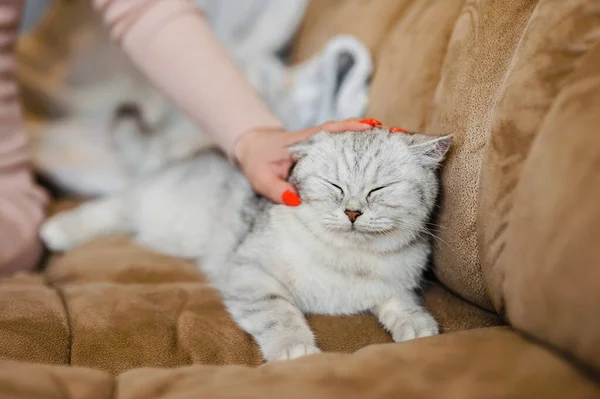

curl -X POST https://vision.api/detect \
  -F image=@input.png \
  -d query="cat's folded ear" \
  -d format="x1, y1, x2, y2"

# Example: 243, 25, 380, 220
410, 135, 452, 166
287, 132, 326, 160
287, 140, 312, 160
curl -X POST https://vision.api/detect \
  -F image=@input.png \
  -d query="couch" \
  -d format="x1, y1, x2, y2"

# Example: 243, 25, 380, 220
2, 0, 600, 397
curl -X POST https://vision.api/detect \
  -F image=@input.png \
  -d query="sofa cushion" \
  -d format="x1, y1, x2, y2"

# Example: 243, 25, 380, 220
0, 360, 112, 399
424, 0, 541, 310
0, 274, 69, 365
479, 0, 600, 310
366, 0, 465, 132
1, 196, 500, 371
0, 232, 498, 373
496, 21, 600, 373
1, 328, 599, 399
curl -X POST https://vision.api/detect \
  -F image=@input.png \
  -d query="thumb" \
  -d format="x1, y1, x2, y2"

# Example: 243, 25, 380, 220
283, 119, 374, 146
282, 125, 325, 146
252, 169, 302, 206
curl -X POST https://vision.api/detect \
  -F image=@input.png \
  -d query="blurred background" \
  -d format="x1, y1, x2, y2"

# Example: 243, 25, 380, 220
17, 0, 371, 197
21, 0, 52, 32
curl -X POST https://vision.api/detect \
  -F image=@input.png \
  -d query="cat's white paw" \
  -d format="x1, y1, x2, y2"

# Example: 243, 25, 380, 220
385, 311, 439, 342
266, 344, 321, 362
40, 214, 82, 252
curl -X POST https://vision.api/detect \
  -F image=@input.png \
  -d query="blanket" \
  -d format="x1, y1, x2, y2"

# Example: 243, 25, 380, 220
21, 0, 373, 196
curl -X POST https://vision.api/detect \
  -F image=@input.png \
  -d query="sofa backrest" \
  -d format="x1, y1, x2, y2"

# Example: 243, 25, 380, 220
291, 0, 600, 374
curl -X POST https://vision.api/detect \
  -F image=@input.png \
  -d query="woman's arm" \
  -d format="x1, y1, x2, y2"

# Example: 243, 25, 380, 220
0, 0, 48, 275
93, 0, 284, 158
92, 1, 373, 204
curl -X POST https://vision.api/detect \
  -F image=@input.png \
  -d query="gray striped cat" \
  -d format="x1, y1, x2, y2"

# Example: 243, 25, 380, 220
41, 117, 451, 362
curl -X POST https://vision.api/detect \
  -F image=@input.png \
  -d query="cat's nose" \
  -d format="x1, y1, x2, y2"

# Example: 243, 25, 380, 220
344, 210, 362, 223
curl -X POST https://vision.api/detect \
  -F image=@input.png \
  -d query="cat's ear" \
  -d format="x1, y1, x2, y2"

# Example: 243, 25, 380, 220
287, 132, 326, 160
287, 139, 312, 160
410, 135, 452, 166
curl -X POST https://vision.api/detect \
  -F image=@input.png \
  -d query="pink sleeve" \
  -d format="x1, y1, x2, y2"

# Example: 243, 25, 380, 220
93, 0, 284, 158
0, 0, 48, 275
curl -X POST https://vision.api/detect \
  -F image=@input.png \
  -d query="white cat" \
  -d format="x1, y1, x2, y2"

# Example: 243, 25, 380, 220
41, 117, 451, 362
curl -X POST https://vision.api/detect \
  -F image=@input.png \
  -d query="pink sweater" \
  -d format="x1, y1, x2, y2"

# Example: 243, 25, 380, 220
0, 0, 283, 275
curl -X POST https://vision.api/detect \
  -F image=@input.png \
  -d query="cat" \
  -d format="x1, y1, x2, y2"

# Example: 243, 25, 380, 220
40, 111, 451, 362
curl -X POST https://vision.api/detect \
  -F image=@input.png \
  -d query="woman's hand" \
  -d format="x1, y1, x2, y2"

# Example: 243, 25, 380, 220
234, 118, 382, 206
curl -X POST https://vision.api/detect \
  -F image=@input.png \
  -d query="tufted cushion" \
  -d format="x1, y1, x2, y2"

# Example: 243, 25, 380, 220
0, 274, 69, 365
0, 229, 499, 374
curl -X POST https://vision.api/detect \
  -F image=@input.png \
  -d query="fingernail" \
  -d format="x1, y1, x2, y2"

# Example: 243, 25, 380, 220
282, 190, 302, 207
390, 127, 409, 133
359, 118, 382, 126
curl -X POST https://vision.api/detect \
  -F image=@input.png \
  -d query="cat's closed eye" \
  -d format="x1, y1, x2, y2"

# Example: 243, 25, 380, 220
367, 185, 388, 199
323, 180, 344, 195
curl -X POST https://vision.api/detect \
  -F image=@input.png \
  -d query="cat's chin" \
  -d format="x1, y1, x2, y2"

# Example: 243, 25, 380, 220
302, 218, 406, 248
322, 224, 398, 240
316, 226, 413, 253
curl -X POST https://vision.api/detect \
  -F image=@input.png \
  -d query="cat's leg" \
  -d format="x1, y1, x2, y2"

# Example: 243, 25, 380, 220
373, 291, 439, 342
220, 266, 320, 362
40, 196, 131, 252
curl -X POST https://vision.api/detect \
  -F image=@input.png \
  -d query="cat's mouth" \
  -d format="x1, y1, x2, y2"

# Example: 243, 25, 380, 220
322, 220, 396, 236
335, 224, 395, 237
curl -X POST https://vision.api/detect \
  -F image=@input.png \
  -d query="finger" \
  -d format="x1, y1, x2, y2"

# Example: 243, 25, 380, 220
343, 120, 375, 131
344, 117, 378, 127
378, 125, 411, 134
358, 118, 382, 126
273, 160, 293, 180
282, 126, 323, 146
282, 118, 376, 146
251, 167, 301, 206
389, 127, 410, 133
321, 119, 374, 133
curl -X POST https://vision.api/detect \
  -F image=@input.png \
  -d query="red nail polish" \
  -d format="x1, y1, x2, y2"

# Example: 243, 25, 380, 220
390, 127, 409, 133
282, 190, 302, 207
359, 118, 382, 126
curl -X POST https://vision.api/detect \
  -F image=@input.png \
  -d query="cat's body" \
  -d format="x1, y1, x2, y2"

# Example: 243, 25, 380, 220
41, 121, 450, 362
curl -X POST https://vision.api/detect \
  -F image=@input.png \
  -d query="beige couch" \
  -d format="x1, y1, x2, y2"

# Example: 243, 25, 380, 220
1, 0, 600, 397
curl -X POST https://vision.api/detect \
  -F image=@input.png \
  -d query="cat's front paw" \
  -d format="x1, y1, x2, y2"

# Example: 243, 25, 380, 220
386, 310, 439, 342
40, 213, 83, 252
264, 343, 321, 362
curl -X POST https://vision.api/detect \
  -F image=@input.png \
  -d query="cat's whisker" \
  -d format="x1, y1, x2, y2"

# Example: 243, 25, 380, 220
421, 230, 450, 248
384, 220, 450, 249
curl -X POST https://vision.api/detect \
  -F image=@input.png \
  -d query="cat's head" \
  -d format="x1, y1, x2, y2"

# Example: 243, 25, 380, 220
288, 128, 451, 249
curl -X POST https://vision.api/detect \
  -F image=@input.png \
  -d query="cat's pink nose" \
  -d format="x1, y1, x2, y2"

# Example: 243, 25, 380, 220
344, 210, 362, 223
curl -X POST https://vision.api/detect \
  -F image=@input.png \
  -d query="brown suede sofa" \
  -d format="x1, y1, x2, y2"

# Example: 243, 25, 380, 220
2, 0, 600, 397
